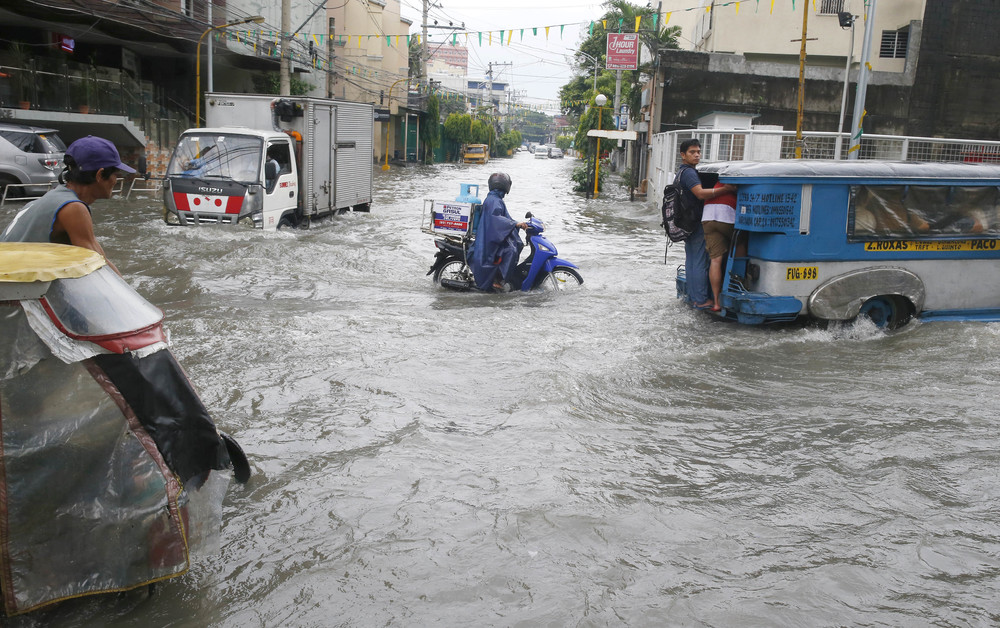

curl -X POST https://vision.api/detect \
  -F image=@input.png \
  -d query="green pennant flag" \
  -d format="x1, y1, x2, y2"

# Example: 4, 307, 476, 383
453, 33, 457, 45
479, 32, 482, 45
560, 25, 564, 38
406, 34, 410, 46
386, 35, 390, 46
533, 27, 537, 36
618, 18, 623, 30
520, 29, 524, 40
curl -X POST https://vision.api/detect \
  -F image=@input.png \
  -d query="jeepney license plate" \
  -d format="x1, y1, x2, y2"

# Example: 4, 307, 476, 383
786, 266, 818, 280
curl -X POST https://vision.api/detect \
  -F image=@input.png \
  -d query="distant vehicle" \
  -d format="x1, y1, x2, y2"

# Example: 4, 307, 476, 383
0, 123, 66, 199
462, 144, 489, 165
517, 144, 527, 152
163, 93, 374, 230
534, 145, 550, 159
549, 147, 564, 159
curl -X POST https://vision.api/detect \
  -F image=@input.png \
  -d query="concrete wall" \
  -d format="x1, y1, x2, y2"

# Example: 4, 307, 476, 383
655, 1, 1000, 142
906, 0, 1000, 139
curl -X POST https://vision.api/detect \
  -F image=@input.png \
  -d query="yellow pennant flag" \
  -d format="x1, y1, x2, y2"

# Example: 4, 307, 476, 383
489, 31, 492, 45
602, 20, 607, 29
507, 30, 512, 45
736, 1, 740, 13
545, 26, 550, 39
770, 0, 774, 14
357, 35, 362, 47
665, 12, 671, 24
396, 35, 400, 46
635, 16, 641, 32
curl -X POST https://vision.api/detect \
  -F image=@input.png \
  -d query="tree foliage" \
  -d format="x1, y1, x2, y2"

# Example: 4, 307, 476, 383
421, 92, 440, 163
443, 113, 472, 146
574, 95, 614, 161
561, 0, 681, 122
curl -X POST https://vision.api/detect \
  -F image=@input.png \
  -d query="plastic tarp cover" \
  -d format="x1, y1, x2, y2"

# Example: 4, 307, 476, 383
0, 306, 227, 615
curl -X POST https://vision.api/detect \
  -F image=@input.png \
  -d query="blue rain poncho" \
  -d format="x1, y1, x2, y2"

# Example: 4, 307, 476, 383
469, 189, 523, 290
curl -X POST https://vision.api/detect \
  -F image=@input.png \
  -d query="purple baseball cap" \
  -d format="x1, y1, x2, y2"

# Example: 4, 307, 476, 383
65, 136, 136, 174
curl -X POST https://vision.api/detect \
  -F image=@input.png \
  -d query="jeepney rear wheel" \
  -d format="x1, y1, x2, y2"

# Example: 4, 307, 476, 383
858, 295, 913, 330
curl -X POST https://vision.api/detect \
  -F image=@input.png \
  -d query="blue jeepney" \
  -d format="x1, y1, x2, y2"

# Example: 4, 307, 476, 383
676, 161, 1000, 329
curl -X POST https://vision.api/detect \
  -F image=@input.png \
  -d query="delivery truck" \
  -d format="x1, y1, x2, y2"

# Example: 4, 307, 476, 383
162, 93, 374, 230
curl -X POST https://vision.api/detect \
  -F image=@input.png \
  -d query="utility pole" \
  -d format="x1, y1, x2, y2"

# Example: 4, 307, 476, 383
793, 2, 815, 159
280, 0, 291, 95
848, 0, 878, 160
421, 0, 430, 87
207, 1, 214, 92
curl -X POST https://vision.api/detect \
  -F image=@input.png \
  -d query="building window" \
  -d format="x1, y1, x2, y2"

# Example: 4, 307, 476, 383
820, 0, 845, 14
880, 29, 909, 58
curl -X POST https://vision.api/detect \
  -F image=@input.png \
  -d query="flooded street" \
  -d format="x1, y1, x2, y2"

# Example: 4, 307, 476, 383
7, 154, 1000, 626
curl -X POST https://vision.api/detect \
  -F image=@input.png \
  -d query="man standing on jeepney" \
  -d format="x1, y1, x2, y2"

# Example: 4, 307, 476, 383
676, 139, 737, 309
0, 135, 134, 275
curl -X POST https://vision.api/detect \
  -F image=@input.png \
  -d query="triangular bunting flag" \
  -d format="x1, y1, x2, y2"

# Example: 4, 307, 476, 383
635, 16, 641, 32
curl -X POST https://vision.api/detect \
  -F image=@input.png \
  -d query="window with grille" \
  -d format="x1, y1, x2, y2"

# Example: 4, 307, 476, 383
820, 0, 845, 14
880, 30, 909, 58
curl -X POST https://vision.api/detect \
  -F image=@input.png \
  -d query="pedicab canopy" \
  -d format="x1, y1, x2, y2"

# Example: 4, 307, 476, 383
0, 243, 244, 615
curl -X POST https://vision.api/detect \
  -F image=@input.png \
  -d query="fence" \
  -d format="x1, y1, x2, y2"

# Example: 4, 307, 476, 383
648, 129, 1000, 208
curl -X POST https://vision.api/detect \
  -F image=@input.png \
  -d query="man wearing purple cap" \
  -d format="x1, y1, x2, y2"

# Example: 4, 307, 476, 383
0, 135, 135, 273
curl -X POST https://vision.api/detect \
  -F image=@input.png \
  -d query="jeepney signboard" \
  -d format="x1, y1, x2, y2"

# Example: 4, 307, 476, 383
606, 33, 639, 70
736, 185, 801, 234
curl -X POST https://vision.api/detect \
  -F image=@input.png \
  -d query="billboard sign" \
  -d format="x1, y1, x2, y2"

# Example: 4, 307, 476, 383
606, 33, 639, 70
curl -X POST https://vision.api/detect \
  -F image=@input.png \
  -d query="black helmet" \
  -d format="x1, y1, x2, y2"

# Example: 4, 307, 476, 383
488, 172, 512, 194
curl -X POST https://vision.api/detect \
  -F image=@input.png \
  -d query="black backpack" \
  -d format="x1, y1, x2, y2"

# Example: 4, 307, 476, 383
660, 167, 701, 243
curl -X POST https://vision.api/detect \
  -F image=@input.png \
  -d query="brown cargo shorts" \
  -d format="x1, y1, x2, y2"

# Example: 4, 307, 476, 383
702, 220, 734, 259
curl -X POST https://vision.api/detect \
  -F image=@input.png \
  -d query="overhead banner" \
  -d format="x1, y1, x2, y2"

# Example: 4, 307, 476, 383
606, 32, 639, 70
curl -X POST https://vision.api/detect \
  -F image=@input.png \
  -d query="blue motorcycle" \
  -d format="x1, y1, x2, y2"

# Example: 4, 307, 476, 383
428, 212, 583, 291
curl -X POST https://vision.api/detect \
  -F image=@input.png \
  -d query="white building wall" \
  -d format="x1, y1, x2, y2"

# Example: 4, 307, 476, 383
693, 0, 923, 74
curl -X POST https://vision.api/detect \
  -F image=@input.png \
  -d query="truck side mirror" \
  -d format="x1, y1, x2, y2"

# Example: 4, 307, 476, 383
265, 160, 279, 181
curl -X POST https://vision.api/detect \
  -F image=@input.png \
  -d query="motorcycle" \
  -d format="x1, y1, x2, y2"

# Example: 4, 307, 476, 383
427, 212, 583, 292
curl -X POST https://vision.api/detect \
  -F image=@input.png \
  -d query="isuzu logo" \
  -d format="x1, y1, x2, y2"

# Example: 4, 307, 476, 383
198, 186, 223, 194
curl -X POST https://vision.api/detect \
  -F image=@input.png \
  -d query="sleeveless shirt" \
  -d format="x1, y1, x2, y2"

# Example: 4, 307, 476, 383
0, 186, 89, 244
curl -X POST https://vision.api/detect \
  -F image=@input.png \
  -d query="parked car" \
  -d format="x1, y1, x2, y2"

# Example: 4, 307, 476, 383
549, 147, 564, 159
0, 123, 66, 198
534, 145, 550, 159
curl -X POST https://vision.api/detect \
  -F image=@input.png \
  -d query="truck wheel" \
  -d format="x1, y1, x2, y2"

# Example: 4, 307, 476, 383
277, 215, 295, 230
858, 295, 913, 330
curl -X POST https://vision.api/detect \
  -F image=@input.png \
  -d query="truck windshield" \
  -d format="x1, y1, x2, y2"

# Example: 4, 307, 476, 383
168, 134, 263, 182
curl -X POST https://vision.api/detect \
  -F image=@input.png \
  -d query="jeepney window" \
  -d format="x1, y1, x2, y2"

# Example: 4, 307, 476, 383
849, 184, 1000, 240
167, 134, 263, 183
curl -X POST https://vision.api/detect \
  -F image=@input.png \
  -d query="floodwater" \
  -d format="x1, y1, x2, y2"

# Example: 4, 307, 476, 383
6, 154, 1000, 627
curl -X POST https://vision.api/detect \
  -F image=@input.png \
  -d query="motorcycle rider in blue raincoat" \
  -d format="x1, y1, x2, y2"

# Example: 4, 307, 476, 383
470, 172, 528, 291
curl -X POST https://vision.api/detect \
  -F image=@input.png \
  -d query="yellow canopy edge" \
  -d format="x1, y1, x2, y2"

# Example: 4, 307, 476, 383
0, 243, 106, 283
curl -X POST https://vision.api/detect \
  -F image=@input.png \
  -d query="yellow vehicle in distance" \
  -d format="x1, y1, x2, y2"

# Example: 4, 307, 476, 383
462, 144, 489, 165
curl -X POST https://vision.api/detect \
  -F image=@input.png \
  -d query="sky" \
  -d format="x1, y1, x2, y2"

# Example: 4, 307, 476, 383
397, 0, 703, 110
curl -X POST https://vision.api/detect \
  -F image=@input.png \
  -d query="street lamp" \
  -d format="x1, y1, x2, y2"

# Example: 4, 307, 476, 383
592, 93, 607, 198
834, 12, 857, 160
575, 51, 601, 96
382, 77, 410, 171
196, 15, 266, 127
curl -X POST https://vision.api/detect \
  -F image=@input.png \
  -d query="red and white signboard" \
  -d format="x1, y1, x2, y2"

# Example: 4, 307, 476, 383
606, 33, 639, 70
